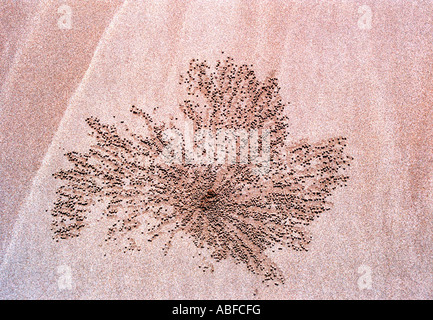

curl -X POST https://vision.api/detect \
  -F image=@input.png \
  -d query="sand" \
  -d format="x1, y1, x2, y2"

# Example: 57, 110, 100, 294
0, 0, 432, 299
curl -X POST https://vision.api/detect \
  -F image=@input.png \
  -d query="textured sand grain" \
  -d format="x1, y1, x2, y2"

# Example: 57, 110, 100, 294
0, 0, 432, 299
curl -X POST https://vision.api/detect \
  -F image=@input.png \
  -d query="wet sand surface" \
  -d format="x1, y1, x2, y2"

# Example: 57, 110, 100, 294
0, 1, 432, 299
0, 0, 124, 257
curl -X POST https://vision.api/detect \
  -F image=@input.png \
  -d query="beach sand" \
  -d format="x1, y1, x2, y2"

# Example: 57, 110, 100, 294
0, 0, 432, 299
